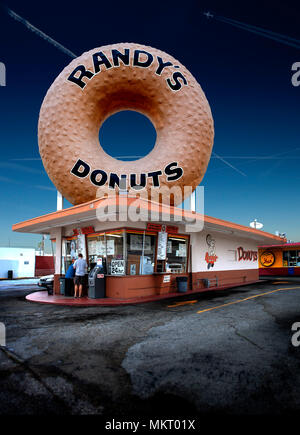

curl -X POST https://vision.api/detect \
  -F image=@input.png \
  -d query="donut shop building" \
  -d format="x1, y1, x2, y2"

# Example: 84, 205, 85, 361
12, 196, 283, 303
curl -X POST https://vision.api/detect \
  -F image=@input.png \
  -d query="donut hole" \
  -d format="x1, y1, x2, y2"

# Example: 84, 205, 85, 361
99, 110, 157, 161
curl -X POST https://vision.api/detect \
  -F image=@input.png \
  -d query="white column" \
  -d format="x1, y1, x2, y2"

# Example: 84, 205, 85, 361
190, 190, 196, 212
57, 191, 63, 211
53, 227, 62, 275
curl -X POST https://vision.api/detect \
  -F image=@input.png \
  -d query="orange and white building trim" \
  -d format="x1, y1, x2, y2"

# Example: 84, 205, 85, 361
13, 196, 284, 301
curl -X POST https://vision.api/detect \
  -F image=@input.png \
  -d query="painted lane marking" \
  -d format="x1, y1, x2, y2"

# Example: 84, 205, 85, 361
196, 287, 300, 314
272, 281, 291, 284
168, 300, 198, 308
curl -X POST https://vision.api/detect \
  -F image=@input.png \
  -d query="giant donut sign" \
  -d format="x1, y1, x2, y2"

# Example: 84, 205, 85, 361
38, 43, 214, 205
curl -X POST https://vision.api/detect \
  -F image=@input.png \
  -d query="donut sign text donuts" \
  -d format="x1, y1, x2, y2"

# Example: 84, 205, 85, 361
38, 43, 214, 206
71, 159, 183, 190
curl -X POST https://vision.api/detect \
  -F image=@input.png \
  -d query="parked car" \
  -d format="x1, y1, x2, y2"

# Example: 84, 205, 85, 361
38, 274, 54, 294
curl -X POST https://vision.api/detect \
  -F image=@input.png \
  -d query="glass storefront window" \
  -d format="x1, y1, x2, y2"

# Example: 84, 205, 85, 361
127, 232, 156, 275
87, 234, 106, 271
87, 232, 125, 275
106, 231, 125, 275
166, 236, 188, 273
283, 250, 300, 267
85, 228, 188, 276
62, 238, 78, 274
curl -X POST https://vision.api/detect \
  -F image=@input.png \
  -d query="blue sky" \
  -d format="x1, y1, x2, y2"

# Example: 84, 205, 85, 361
0, 0, 299, 250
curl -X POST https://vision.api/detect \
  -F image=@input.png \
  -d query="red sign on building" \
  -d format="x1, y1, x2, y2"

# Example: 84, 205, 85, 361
146, 223, 178, 233
237, 247, 258, 261
73, 226, 95, 236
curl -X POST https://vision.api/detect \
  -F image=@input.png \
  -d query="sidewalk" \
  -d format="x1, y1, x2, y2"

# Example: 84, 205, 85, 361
0, 278, 39, 287
26, 279, 260, 306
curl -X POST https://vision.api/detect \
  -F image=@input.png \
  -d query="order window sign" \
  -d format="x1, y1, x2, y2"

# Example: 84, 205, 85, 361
157, 232, 168, 260
0, 322, 5, 346
111, 259, 125, 275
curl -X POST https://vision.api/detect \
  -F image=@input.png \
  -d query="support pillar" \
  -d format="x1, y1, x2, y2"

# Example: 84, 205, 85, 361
57, 191, 63, 211
53, 227, 63, 295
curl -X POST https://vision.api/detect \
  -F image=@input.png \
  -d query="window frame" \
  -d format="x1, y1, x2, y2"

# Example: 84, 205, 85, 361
283, 249, 300, 267
86, 227, 190, 276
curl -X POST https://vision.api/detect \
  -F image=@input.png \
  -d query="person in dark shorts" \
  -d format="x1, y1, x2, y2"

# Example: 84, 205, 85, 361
73, 253, 87, 298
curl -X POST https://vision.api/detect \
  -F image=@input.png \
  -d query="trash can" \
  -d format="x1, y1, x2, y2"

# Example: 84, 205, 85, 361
176, 276, 188, 293
64, 278, 74, 297
7, 270, 13, 280
59, 277, 65, 295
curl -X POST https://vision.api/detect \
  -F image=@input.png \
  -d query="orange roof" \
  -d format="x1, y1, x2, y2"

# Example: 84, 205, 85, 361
12, 195, 283, 242
259, 243, 299, 249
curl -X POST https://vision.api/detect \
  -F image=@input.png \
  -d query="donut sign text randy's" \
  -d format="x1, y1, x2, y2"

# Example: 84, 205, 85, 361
67, 48, 188, 92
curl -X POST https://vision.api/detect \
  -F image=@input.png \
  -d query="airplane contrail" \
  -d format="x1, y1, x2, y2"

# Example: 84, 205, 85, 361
0, 4, 253, 178
217, 17, 300, 49
203, 11, 300, 50
115, 153, 248, 176
1, 3, 77, 58
9, 154, 248, 176
218, 16, 300, 46
211, 152, 247, 177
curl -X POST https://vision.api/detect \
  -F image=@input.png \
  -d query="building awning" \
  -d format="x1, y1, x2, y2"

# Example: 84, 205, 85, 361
259, 243, 300, 249
12, 195, 284, 243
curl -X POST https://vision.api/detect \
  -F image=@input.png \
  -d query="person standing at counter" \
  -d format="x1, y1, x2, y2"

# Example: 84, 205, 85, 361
73, 253, 87, 298
65, 259, 75, 279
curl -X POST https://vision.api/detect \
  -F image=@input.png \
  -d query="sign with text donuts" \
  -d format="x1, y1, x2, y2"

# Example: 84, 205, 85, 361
38, 43, 214, 205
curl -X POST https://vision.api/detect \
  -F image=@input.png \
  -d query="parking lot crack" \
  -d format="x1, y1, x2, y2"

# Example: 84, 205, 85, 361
229, 323, 264, 351
0, 345, 71, 413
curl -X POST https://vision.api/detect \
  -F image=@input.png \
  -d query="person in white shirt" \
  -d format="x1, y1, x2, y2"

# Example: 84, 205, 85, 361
73, 253, 87, 298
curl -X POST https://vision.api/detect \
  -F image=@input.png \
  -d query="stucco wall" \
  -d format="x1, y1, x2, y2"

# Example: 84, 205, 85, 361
190, 231, 259, 273
0, 247, 35, 278
51, 218, 260, 275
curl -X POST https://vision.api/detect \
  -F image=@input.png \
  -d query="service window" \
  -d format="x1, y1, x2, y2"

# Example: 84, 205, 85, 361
62, 238, 78, 274
87, 233, 105, 270
126, 231, 156, 275
106, 231, 125, 275
283, 250, 300, 267
166, 236, 188, 273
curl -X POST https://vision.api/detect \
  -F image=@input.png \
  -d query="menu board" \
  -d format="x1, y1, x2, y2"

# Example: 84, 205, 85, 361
130, 234, 151, 252
88, 240, 97, 255
157, 232, 168, 260
178, 243, 187, 257
130, 234, 143, 251
77, 234, 87, 258
96, 241, 106, 255
106, 239, 115, 256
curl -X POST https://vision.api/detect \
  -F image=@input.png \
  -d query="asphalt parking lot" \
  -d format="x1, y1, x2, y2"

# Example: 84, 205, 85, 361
0, 280, 300, 416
